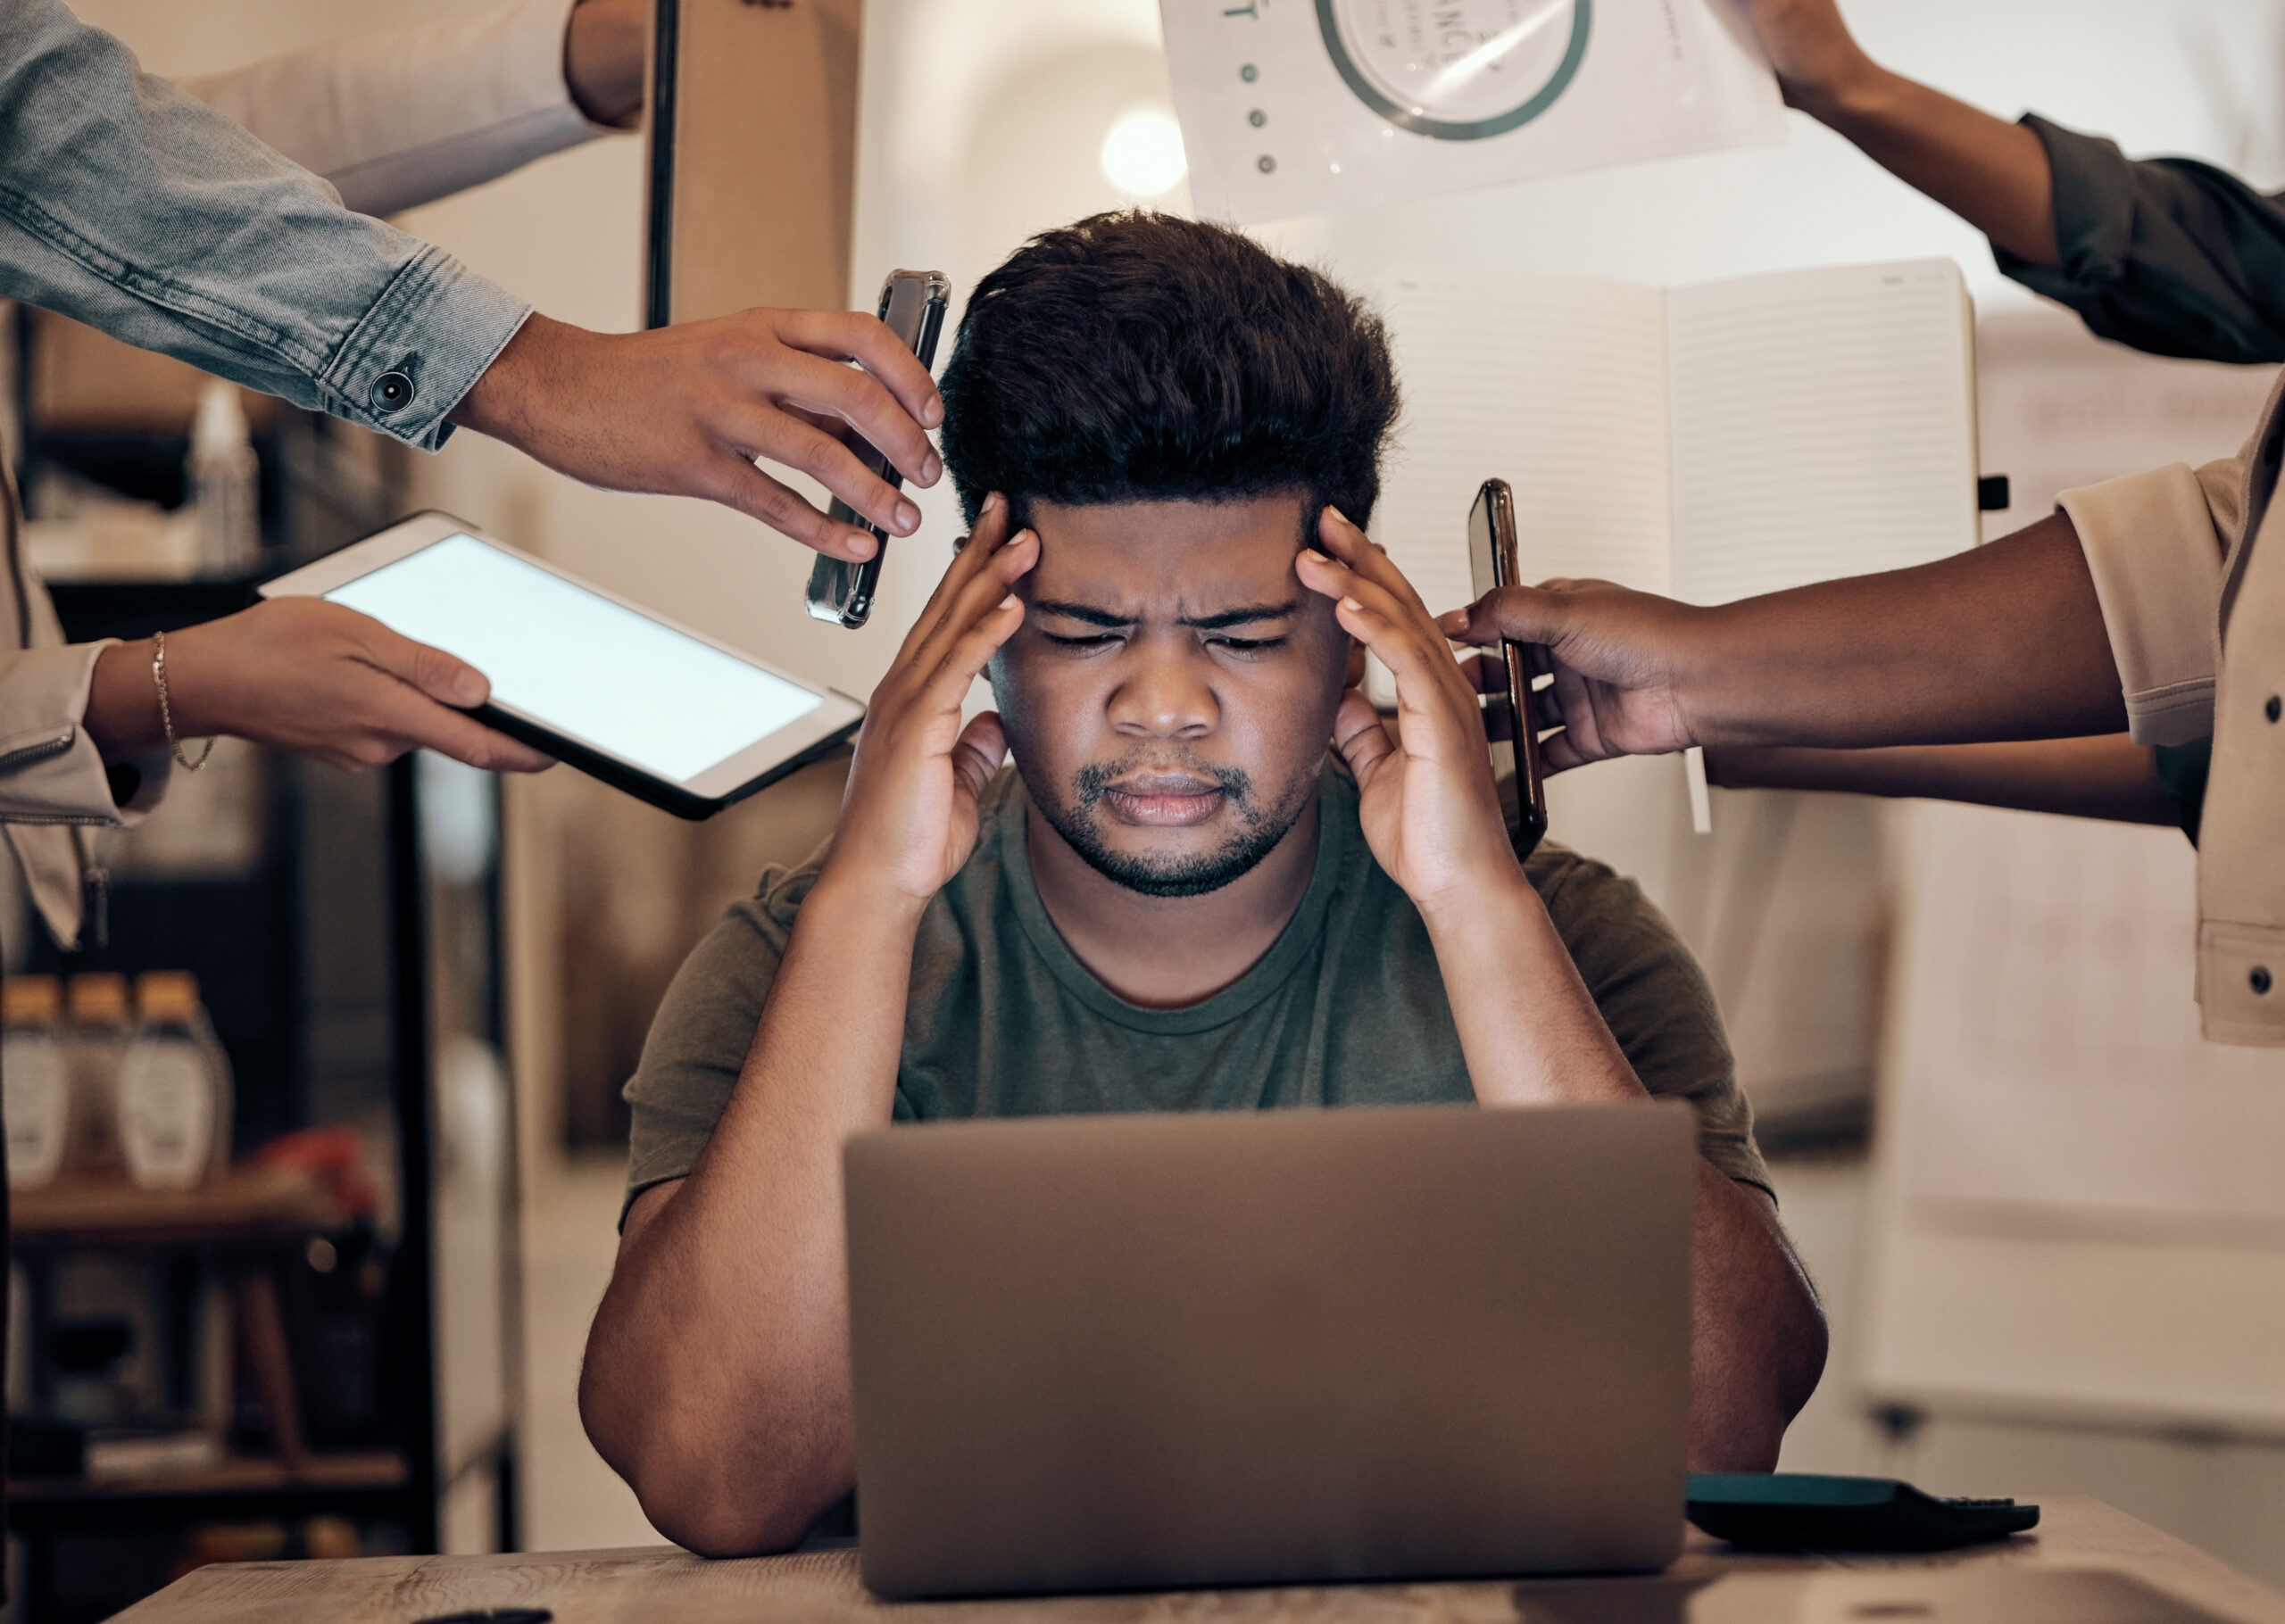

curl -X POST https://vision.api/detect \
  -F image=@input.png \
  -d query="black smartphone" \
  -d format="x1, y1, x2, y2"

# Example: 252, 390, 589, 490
1467, 478, 1549, 859
805, 269, 953, 629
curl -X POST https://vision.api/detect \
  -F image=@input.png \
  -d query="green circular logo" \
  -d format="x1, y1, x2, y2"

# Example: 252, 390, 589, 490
1314, 0, 1591, 141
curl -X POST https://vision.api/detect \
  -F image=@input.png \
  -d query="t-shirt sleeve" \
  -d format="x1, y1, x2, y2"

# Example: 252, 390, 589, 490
619, 866, 812, 1224
1528, 845, 1772, 1197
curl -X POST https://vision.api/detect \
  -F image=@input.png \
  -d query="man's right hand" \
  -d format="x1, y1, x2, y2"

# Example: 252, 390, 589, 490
1440, 579, 1708, 773
449, 307, 946, 563
822, 493, 1036, 907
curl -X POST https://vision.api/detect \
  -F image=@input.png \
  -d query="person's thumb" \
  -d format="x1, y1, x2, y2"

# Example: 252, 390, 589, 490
949, 710, 1008, 807
360, 616, 490, 708
1438, 584, 1562, 650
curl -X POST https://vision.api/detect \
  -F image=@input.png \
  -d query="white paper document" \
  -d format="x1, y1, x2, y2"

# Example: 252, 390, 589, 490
1162, 0, 1787, 223
1370, 259, 1979, 617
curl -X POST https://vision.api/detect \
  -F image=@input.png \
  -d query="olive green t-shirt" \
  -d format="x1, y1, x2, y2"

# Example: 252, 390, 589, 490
623, 764, 1768, 1211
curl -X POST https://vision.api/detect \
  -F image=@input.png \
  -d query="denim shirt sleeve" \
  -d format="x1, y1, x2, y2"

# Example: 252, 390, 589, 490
0, 0, 530, 450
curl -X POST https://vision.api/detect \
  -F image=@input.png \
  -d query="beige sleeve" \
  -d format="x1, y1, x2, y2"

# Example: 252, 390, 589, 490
181, 0, 613, 220
2057, 460, 2238, 746
0, 641, 172, 949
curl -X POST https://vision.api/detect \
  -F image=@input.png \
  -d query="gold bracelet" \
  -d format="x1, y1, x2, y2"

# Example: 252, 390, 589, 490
150, 630, 216, 773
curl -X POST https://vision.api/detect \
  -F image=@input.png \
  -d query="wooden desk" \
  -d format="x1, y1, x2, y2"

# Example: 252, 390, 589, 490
112, 1497, 2285, 1624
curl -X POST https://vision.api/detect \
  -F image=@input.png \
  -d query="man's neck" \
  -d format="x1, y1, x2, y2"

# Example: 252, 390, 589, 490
1024, 791, 1322, 1010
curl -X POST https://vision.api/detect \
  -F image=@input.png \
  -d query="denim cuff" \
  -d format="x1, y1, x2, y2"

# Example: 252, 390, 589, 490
315, 244, 532, 452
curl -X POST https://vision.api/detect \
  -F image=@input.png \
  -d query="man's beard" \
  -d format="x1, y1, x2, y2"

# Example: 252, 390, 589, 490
1031, 750, 1311, 899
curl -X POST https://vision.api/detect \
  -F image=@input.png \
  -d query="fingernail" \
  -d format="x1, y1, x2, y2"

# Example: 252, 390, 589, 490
895, 500, 920, 534
924, 394, 944, 428
1342, 596, 1363, 613
847, 533, 877, 560
922, 452, 943, 484
1299, 549, 1330, 565
452, 670, 485, 706
1325, 506, 1350, 525
1001, 593, 1022, 611
984, 491, 1004, 512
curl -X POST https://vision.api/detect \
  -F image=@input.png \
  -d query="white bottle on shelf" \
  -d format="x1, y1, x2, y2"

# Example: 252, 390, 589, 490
3, 975, 71, 1189
188, 379, 260, 575
62, 972, 132, 1178
117, 971, 232, 1190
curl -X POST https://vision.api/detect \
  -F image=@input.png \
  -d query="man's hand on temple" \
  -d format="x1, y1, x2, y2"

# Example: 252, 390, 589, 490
822, 493, 1034, 908
448, 308, 946, 562
1300, 513, 1639, 1110
1299, 508, 1516, 910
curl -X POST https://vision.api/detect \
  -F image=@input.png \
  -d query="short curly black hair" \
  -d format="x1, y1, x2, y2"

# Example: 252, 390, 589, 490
938, 211, 1398, 533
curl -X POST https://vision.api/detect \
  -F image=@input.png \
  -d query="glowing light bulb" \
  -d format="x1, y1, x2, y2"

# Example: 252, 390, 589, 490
1100, 104, 1188, 197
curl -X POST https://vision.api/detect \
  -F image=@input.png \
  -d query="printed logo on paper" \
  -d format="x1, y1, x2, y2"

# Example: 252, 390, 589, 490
1315, 0, 1591, 140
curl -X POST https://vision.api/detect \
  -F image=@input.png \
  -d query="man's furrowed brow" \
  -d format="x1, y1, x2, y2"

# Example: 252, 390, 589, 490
1029, 598, 1303, 630
1031, 600, 1134, 628
1183, 601, 1302, 631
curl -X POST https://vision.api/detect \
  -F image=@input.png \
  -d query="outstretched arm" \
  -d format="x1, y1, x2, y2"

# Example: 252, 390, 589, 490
1749, 0, 2057, 265
1302, 511, 1826, 1470
1706, 734, 2176, 826
579, 498, 1036, 1556
1442, 511, 2127, 769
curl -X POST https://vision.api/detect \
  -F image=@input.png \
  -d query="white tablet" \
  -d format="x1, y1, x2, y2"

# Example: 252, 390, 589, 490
261, 512, 864, 819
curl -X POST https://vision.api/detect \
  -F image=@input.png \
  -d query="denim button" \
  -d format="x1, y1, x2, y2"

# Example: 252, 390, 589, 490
370, 370, 414, 414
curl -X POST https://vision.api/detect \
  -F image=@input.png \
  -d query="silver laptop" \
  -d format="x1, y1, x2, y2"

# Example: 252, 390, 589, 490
843, 1100, 1695, 1599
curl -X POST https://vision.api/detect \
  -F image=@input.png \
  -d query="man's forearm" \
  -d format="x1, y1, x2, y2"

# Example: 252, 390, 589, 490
579, 874, 921, 1556
1421, 874, 1643, 1108
1425, 874, 1825, 1463
1685, 1164, 1826, 1471
1680, 513, 2126, 750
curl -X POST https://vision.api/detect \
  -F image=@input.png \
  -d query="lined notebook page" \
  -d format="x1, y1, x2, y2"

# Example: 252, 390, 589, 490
1374, 269, 1674, 614
1666, 261, 1976, 606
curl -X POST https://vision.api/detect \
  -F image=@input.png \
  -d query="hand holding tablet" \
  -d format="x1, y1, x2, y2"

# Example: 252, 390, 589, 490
260, 512, 865, 817
81, 596, 556, 777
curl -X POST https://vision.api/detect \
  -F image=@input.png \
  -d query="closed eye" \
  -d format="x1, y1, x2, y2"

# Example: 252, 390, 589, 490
1042, 630, 1124, 649
1207, 634, 1285, 653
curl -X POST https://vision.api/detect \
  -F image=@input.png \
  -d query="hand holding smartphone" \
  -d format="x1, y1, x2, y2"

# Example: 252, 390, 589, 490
806, 270, 953, 629
1467, 478, 1549, 859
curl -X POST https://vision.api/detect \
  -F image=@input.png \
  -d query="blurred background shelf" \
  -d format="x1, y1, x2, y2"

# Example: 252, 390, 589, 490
10, 1172, 342, 1251
4, 309, 525, 1622
7, 1448, 407, 1506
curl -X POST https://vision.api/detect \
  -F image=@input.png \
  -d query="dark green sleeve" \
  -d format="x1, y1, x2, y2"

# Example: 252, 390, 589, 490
1525, 844, 1772, 1197
1998, 112, 2285, 364
619, 865, 815, 1224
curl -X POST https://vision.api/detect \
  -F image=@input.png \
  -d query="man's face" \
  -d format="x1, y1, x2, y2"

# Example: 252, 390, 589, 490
989, 493, 1351, 898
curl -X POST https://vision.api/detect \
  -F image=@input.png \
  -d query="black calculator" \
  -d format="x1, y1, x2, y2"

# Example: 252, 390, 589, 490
1686, 1472, 2040, 1552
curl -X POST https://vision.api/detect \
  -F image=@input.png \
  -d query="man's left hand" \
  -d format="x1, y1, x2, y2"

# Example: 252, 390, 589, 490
1297, 508, 1518, 916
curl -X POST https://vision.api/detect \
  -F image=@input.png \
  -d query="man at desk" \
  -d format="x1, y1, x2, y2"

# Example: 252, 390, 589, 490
579, 213, 1828, 1558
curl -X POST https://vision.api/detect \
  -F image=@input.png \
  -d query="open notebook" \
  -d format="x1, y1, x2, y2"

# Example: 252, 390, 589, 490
1372, 260, 1980, 617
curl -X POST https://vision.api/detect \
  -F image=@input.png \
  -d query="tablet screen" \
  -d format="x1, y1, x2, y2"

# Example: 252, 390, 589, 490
325, 533, 822, 784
